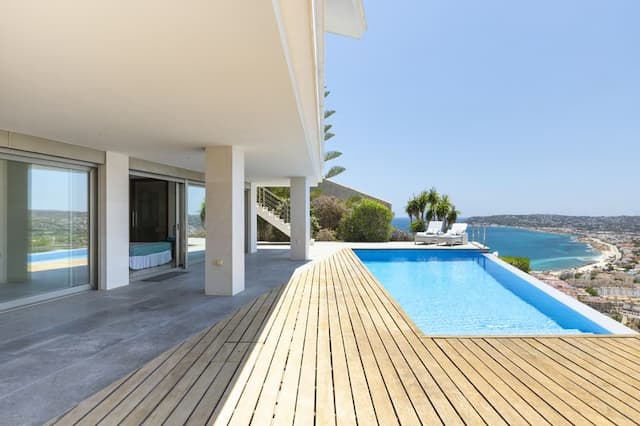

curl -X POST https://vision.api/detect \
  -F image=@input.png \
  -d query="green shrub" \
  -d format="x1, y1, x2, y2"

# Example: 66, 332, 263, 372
311, 214, 321, 238
339, 199, 393, 242
311, 195, 347, 231
410, 219, 426, 233
585, 286, 598, 297
633, 276, 640, 284
315, 228, 336, 241
500, 256, 531, 273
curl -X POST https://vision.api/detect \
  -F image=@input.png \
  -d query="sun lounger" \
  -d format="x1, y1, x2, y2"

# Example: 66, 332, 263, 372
414, 221, 444, 245
438, 223, 468, 246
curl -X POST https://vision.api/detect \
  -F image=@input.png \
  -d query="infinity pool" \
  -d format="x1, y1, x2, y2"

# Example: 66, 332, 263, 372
355, 250, 616, 336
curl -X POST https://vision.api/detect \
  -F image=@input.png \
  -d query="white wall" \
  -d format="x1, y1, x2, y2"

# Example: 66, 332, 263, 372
99, 151, 130, 290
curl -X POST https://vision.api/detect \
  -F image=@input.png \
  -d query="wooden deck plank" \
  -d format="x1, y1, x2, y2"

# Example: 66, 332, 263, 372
562, 337, 640, 382
339, 251, 422, 424
324, 254, 357, 426
227, 269, 307, 425
342, 251, 480, 425
466, 339, 585, 425
500, 338, 633, 424
333, 251, 400, 425
292, 263, 320, 426
144, 288, 283, 425
211, 280, 299, 425
326, 253, 378, 424
315, 258, 337, 426
518, 338, 640, 420
271, 268, 313, 425
184, 342, 251, 425
340, 250, 442, 424
539, 338, 640, 393
485, 338, 616, 426
586, 337, 640, 363
122, 292, 274, 425
440, 339, 549, 425
79, 315, 232, 426
53, 248, 640, 426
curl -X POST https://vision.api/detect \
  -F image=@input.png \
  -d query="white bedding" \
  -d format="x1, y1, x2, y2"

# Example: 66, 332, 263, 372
129, 250, 172, 270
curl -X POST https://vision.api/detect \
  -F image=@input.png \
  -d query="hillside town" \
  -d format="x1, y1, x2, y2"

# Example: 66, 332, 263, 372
468, 215, 640, 331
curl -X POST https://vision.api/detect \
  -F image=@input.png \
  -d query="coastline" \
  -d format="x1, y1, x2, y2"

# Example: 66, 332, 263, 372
473, 223, 620, 273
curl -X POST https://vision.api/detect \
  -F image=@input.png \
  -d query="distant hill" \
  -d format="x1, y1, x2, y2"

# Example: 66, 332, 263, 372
465, 214, 640, 233
188, 214, 205, 237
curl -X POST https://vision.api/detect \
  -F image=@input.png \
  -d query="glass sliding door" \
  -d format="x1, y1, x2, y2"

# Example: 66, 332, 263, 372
187, 183, 205, 265
0, 157, 92, 305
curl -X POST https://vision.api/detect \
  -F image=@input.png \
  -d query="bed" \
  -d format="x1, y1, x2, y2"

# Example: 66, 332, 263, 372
129, 242, 173, 270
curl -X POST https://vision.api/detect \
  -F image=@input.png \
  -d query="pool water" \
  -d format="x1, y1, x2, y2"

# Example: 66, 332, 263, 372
355, 250, 610, 336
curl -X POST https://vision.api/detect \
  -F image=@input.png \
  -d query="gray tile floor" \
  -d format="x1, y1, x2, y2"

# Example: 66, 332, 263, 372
0, 247, 306, 426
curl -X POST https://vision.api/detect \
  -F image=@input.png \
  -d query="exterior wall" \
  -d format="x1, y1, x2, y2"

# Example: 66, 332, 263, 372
0, 130, 105, 164
315, 179, 392, 210
129, 157, 204, 182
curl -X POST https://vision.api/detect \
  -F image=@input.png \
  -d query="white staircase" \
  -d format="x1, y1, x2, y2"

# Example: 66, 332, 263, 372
257, 186, 291, 237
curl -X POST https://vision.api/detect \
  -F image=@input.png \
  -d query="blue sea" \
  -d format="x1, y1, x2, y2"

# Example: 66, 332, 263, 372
392, 217, 599, 271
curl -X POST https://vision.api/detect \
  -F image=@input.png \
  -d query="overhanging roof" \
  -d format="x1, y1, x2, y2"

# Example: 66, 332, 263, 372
0, 1, 365, 182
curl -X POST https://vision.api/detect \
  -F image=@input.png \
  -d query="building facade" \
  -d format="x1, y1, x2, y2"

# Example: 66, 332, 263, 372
0, 0, 366, 309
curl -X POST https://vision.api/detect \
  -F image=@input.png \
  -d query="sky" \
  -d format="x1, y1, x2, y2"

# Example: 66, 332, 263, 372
325, 0, 640, 217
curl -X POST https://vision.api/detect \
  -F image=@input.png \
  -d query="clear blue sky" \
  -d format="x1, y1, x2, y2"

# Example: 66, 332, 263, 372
325, 0, 640, 217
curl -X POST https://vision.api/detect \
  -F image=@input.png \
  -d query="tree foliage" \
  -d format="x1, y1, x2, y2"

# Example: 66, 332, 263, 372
323, 89, 344, 179
339, 199, 393, 242
405, 188, 462, 232
311, 195, 348, 231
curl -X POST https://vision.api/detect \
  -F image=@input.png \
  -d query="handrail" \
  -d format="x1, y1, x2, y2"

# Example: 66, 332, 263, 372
257, 186, 290, 224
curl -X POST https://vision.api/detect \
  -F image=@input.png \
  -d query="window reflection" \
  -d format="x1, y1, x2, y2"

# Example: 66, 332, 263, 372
0, 159, 90, 303
187, 185, 205, 264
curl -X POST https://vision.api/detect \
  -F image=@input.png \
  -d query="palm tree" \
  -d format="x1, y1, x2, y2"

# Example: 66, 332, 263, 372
446, 204, 461, 228
416, 191, 429, 222
435, 194, 452, 226
405, 197, 419, 222
323, 90, 345, 179
425, 187, 439, 222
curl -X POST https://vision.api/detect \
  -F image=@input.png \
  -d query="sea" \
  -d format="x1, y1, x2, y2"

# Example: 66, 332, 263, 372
392, 217, 599, 271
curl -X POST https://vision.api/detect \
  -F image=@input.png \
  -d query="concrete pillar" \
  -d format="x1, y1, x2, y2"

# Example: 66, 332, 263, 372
0, 160, 8, 283
7, 161, 29, 282
247, 183, 258, 254
290, 177, 310, 260
205, 146, 245, 295
98, 151, 129, 290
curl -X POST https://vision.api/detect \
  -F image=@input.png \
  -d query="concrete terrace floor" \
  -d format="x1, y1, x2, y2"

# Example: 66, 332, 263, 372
0, 247, 309, 426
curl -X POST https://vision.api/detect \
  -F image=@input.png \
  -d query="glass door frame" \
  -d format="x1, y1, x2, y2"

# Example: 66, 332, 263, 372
128, 170, 188, 278
0, 148, 97, 311
185, 180, 206, 269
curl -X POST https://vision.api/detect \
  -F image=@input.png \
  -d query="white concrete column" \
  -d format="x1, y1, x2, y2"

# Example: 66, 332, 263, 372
290, 177, 310, 260
98, 151, 129, 290
205, 146, 245, 295
247, 183, 258, 254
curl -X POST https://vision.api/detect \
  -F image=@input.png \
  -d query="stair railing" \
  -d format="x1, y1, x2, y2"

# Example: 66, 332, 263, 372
257, 187, 291, 224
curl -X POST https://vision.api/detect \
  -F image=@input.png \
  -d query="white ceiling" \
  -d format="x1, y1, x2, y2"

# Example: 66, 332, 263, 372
0, 0, 321, 180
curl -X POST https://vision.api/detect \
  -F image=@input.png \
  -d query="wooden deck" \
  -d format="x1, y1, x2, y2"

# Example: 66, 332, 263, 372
52, 249, 640, 425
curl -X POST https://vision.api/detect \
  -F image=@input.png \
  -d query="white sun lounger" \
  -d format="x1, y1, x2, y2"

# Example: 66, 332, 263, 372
414, 221, 444, 245
438, 223, 468, 246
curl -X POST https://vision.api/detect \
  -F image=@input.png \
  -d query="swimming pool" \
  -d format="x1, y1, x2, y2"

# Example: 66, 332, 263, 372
355, 249, 632, 336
